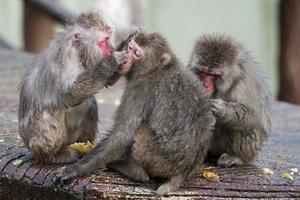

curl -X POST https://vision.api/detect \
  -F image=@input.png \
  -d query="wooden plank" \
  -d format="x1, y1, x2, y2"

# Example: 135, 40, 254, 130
0, 48, 299, 199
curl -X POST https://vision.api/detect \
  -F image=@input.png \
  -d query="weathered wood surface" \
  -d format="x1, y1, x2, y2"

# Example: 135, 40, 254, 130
0, 48, 299, 199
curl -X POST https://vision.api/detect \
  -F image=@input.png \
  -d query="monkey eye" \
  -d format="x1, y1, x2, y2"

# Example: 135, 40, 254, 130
74, 33, 80, 39
128, 43, 133, 50
159, 42, 166, 47
103, 36, 110, 42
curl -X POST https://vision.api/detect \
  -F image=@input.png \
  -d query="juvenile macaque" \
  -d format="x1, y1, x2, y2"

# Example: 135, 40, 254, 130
55, 31, 214, 195
104, 29, 141, 85
188, 35, 272, 167
18, 12, 127, 164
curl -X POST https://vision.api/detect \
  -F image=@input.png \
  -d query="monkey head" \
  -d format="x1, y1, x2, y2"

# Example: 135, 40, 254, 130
59, 12, 114, 68
188, 35, 240, 96
120, 31, 174, 77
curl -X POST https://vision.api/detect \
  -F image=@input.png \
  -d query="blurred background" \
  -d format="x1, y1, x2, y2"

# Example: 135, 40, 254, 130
0, 0, 299, 105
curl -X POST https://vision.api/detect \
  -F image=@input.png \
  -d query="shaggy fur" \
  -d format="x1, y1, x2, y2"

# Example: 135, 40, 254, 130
18, 12, 124, 164
188, 34, 272, 167
55, 32, 215, 196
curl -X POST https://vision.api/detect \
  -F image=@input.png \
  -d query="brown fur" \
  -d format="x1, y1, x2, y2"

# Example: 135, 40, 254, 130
76, 12, 111, 32
132, 125, 174, 178
193, 35, 237, 69
54, 32, 214, 196
188, 34, 272, 167
18, 12, 126, 164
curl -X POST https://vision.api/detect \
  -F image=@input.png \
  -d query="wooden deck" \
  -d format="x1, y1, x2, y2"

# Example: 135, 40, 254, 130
0, 48, 299, 199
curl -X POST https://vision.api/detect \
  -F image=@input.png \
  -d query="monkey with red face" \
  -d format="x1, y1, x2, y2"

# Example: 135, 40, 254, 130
188, 35, 272, 167
18, 12, 127, 164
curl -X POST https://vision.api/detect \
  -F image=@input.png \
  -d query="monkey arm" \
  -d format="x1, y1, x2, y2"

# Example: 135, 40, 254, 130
210, 99, 261, 130
55, 97, 146, 182
73, 121, 141, 176
64, 58, 119, 107
105, 72, 122, 87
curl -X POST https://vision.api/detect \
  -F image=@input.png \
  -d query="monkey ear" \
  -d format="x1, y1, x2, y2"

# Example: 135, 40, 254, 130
160, 53, 171, 66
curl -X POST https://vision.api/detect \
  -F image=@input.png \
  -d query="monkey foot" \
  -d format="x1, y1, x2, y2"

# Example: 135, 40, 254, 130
217, 153, 243, 168
156, 183, 173, 196
53, 165, 80, 186
127, 167, 149, 182
156, 175, 183, 196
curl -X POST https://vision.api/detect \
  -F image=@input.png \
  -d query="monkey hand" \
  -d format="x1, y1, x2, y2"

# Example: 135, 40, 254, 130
54, 165, 80, 186
116, 50, 134, 74
209, 98, 226, 118
113, 50, 128, 65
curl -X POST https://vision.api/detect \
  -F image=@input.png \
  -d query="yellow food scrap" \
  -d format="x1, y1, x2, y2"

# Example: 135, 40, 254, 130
203, 171, 220, 181
113, 99, 121, 107
261, 167, 274, 175
0, 139, 4, 143
12, 159, 22, 166
281, 172, 294, 181
70, 141, 93, 153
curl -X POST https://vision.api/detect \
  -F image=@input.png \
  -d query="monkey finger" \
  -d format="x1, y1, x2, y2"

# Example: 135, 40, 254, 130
209, 99, 224, 110
113, 51, 128, 65
60, 172, 77, 186
53, 167, 78, 186
208, 100, 225, 118
210, 107, 217, 113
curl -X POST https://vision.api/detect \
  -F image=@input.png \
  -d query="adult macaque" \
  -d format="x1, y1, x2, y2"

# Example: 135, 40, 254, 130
188, 35, 272, 167
18, 12, 127, 164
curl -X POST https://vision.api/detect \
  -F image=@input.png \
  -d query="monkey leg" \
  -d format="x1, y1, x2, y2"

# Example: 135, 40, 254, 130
76, 98, 98, 143
216, 129, 261, 167
28, 111, 79, 164
108, 155, 149, 182
217, 153, 243, 167
29, 132, 80, 164
156, 174, 184, 196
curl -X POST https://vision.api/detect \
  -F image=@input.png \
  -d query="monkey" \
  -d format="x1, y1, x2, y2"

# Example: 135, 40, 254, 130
54, 31, 215, 196
18, 11, 128, 164
187, 34, 272, 167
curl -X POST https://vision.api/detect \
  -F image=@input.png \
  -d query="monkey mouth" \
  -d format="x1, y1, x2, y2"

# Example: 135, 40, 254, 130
118, 39, 144, 75
102, 48, 113, 59
98, 38, 113, 59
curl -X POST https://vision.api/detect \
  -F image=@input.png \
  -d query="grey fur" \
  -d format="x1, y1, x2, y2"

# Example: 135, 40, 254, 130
54, 32, 215, 196
188, 34, 272, 167
18, 11, 126, 164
